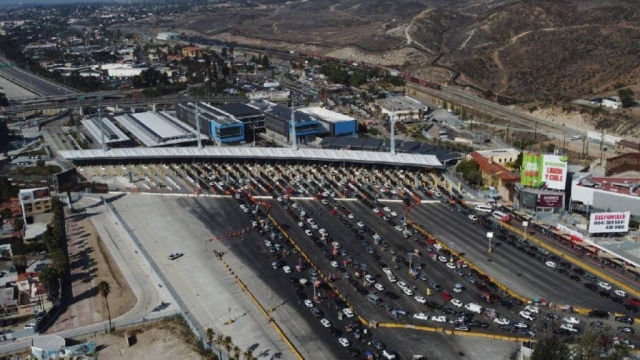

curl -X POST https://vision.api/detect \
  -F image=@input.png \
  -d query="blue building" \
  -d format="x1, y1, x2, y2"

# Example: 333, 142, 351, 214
298, 107, 357, 137
263, 105, 320, 145
176, 102, 245, 144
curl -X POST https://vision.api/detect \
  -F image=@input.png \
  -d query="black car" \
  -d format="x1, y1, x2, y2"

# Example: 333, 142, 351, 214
599, 291, 611, 298
624, 304, 639, 313
615, 316, 634, 325
296, 291, 307, 300
553, 328, 573, 336
329, 327, 342, 337
610, 297, 624, 304
469, 321, 489, 329
384, 291, 399, 300
443, 308, 457, 315
573, 268, 586, 275
348, 348, 361, 358
584, 283, 598, 291
500, 300, 514, 309
425, 301, 441, 309
617, 327, 635, 334
499, 325, 517, 333
557, 269, 569, 276
568, 275, 581, 282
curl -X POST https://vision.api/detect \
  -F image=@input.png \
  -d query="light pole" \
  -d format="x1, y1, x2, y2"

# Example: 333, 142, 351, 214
523, 221, 528, 242
487, 232, 494, 253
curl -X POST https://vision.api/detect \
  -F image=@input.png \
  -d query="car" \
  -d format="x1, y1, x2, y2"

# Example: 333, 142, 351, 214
431, 316, 447, 323
615, 290, 628, 298
375, 283, 385, 291
454, 325, 470, 332
438, 256, 448, 263
402, 287, 414, 296
383, 207, 391, 212
330, 261, 339, 268
560, 323, 579, 333
413, 313, 429, 321
598, 282, 612, 290
629, 298, 640, 306
382, 350, 397, 360
304, 230, 313, 236
610, 296, 624, 304
615, 316, 634, 325
348, 348, 361, 358
617, 327, 635, 335
168, 252, 183, 260
343, 308, 355, 318
24, 322, 36, 330
384, 291, 399, 300
525, 305, 541, 314
414, 296, 427, 304
584, 283, 598, 291
365, 275, 376, 284
599, 290, 611, 298
568, 274, 581, 282
320, 318, 332, 327
283, 266, 292, 273
519, 311, 535, 321
521, 330, 536, 337
348, 214, 355, 219
390, 211, 398, 217
329, 327, 342, 337
469, 215, 478, 221
342, 272, 351, 279
563, 317, 580, 325
338, 337, 351, 347
394, 225, 403, 232
446, 262, 456, 270
397, 281, 409, 289
624, 304, 639, 313
433, 243, 443, 250
494, 317, 510, 325
451, 299, 463, 308
545, 261, 556, 269
310, 307, 323, 317
512, 322, 529, 329
304, 299, 314, 308
371, 339, 386, 351
469, 321, 489, 329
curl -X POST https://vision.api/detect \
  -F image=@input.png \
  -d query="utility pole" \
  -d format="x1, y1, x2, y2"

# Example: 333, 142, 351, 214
196, 101, 202, 148
506, 122, 510, 143
534, 121, 537, 140
290, 101, 297, 150
390, 105, 395, 155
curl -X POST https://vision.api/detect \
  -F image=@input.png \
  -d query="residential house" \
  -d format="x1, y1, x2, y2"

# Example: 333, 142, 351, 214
181, 46, 203, 58
16, 272, 45, 306
467, 151, 521, 201
615, 139, 640, 154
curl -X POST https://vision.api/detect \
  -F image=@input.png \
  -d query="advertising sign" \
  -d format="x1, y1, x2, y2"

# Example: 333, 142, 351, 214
31, 341, 96, 360
520, 152, 542, 187
519, 190, 537, 208
537, 194, 564, 208
18, 188, 50, 204
556, 224, 586, 242
541, 155, 568, 190
589, 212, 631, 234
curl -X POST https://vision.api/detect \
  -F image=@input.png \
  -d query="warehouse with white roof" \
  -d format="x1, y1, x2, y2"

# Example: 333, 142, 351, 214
298, 107, 357, 137
112, 111, 203, 147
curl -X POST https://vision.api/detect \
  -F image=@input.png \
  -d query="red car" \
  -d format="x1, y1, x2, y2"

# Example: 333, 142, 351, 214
329, 209, 337, 215
376, 212, 384, 217
427, 239, 436, 245
441, 291, 453, 302
629, 298, 640, 306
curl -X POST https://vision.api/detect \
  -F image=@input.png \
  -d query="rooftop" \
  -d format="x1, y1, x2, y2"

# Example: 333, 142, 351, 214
376, 96, 423, 113
298, 107, 354, 123
265, 105, 317, 123
468, 151, 520, 182
475, 148, 521, 158
576, 176, 640, 197
181, 102, 242, 126
81, 116, 130, 144
219, 103, 262, 118
59, 146, 443, 168
113, 111, 201, 147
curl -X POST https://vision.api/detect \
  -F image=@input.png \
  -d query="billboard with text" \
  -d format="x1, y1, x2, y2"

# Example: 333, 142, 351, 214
538, 194, 564, 208
541, 154, 568, 190
521, 152, 543, 187
589, 212, 630, 234
18, 188, 50, 205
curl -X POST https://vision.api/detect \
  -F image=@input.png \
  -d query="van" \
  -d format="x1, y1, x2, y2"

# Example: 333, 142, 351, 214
571, 134, 581, 141
588, 310, 610, 319
475, 204, 493, 213
367, 294, 382, 305
464, 303, 484, 314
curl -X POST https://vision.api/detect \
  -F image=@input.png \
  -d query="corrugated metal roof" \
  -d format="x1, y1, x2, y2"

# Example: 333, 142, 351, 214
59, 147, 443, 168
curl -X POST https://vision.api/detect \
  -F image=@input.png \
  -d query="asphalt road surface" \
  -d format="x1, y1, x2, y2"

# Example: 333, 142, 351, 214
0, 55, 73, 96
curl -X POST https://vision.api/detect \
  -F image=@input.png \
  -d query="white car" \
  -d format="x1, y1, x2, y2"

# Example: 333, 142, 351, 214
283, 266, 292, 274
446, 262, 456, 270
414, 296, 427, 304
338, 337, 350, 347
320, 318, 332, 328
397, 281, 408, 289
519, 311, 535, 321
494, 317, 510, 325
438, 256, 448, 263
332, 242, 341, 249
168, 252, 183, 260
264, 239, 272, 247
402, 287, 414, 296
387, 275, 397, 283
433, 243, 443, 250
431, 316, 447, 323
451, 299, 463, 308
357, 222, 365, 228
560, 323, 579, 333
311, 224, 319, 230
413, 313, 429, 321
251, 221, 258, 227
395, 225, 403, 232
348, 214, 355, 219
321, 199, 328, 205
390, 211, 398, 217
563, 317, 580, 325
598, 282, 612, 290
525, 305, 541, 314
375, 283, 385, 291
365, 275, 376, 284
383, 268, 394, 276
469, 215, 478, 221
343, 308, 354, 318
297, 222, 304, 227
305, 230, 313, 236
24, 322, 36, 330
615, 290, 628, 298
330, 261, 339, 268
277, 196, 283, 202
372, 208, 380, 213
383, 207, 391, 212
304, 299, 314, 308
545, 261, 557, 269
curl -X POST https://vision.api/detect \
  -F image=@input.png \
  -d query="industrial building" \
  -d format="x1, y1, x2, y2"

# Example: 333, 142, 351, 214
218, 103, 265, 142
263, 105, 319, 145
570, 173, 640, 219
298, 107, 357, 137
175, 102, 246, 145
113, 111, 201, 147
375, 96, 425, 122
156, 32, 180, 41
81, 116, 130, 146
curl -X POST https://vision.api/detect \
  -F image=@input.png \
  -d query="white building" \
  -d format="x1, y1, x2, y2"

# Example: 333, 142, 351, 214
473, 148, 521, 165
157, 32, 180, 41
246, 89, 290, 101
602, 97, 621, 109
263, 80, 280, 88
375, 96, 424, 122
91, 63, 148, 78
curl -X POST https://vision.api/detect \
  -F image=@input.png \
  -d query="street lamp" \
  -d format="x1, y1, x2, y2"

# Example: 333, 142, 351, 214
487, 232, 494, 253
523, 221, 529, 242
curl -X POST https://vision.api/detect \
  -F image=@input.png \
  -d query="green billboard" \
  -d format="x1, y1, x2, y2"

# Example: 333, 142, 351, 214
521, 152, 543, 187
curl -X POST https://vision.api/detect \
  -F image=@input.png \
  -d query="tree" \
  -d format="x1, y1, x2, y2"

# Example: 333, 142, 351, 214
221, 47, 227, 59
206, 328, 215, 350
39, 267, 60, 301
233, 345, 241, 360
215, 334, 224, 359
12, 218, 24, 232
35, 159, 46, 167
531, 336, 571, 360
0, 92, 8, 107
261, 55, 270, 68
223, 336, 233, 358
243, 349, 254, 360
1, 208, 12, 225
618, 88, 635, 108
97, 280, 112, 331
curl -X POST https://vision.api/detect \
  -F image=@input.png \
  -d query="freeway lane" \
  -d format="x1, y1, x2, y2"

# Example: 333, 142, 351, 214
407, 203, 623, 312
0, 55, 73, 96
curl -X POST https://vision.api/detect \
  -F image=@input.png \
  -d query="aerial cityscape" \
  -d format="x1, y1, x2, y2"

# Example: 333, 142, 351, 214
0, 0, 639, 359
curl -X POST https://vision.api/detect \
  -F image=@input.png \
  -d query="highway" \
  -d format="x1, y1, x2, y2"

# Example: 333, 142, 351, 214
0, 55, 74, 96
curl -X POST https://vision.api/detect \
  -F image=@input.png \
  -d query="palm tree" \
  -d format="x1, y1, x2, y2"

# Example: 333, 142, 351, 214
233, 345, 240, 360
215, 334, 224, 359
97, 280, 112, 331
206, 328, 215, 351
242, 349, 254, 360
223, 336, 233, 358
1, 208, 12, 226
